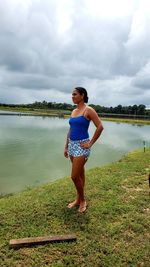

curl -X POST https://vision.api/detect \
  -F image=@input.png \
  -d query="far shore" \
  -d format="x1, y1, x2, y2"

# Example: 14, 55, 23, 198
1, 107, 150, 125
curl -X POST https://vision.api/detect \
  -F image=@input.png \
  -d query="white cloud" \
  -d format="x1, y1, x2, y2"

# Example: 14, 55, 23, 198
84, 0, 138, 18
132, 61, 150, 89
0, 0, 150, 107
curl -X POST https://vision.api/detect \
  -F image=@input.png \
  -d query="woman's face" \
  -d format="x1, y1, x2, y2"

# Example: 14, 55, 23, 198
72, 89, 84, 104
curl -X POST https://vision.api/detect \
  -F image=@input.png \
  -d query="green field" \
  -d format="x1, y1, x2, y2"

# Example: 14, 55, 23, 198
0, 148, 150, 266
0, 106, 67, 117
100, 117, 150, 125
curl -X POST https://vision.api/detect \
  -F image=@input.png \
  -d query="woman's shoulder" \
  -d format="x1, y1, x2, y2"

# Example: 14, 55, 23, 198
86, 106, 96, 114
85, 106, 97, 120
71, 108, 78, 116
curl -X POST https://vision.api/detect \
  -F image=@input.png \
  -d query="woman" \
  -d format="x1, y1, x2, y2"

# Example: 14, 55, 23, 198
64, 87, 104, 213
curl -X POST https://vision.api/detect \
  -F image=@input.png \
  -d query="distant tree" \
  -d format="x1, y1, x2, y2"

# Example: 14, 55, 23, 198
132, 105, 138, 115
0, 101, 149, 117
137, 104, 146, 115
115, 105, 123, 114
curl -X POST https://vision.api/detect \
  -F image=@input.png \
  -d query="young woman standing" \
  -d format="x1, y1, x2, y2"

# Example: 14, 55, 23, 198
64, 87, 104, 213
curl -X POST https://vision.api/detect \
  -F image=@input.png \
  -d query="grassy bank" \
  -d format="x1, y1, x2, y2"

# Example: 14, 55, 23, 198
101, 117, 150, 125
0, 107, 67, 117
0, 149, 150, 266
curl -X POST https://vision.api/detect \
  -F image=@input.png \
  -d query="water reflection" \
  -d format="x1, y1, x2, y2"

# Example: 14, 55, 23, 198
0, 116, 150, 195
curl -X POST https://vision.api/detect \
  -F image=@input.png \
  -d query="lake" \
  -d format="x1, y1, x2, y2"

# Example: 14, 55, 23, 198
0, 115, 150, 195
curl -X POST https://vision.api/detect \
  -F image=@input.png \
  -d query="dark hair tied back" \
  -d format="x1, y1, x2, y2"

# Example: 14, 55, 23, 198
75, 87, 89, 103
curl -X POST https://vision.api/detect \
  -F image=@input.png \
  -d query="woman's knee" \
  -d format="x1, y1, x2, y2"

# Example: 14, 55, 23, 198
80, 167, 85, 176
71, 168, 84, 181
71, 174, 78, 182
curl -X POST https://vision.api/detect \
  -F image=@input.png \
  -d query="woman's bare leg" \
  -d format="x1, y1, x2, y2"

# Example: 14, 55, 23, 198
78, 167, 87, 212
78, 159, 87, 200
67, 156, 80, 208
71, 156, 87, 212
67, 156, 87, 210
79, 164, 86, 190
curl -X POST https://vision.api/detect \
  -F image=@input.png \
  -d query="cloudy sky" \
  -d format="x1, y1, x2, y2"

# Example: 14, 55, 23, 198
0, 0, 150, 107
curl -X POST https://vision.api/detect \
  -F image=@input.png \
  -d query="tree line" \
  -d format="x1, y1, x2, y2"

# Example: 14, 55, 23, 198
0, 101, 149, 116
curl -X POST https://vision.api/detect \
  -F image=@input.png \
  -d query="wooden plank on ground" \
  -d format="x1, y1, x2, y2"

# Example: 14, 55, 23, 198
9, 235, 77, 249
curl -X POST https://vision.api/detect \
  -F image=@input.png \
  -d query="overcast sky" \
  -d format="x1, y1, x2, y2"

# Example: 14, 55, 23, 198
0, 0, 150, 107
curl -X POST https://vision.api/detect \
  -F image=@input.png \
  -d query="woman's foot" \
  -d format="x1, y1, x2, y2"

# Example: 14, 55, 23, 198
78, 201, 87, 213
67, 200, 80, 209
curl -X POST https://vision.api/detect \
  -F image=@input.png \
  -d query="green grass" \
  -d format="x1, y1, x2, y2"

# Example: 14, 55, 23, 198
101, 117, 150, 125
0, 106, 67, 116
0, 149, 150, 266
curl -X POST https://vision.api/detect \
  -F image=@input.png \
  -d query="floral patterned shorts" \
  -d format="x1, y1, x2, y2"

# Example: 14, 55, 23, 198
68, 138, 91, 158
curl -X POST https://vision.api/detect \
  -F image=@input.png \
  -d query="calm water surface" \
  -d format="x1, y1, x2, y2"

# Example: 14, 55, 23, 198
0, 115, 150, 194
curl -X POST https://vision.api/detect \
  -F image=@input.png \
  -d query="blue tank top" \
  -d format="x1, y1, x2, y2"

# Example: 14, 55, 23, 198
69, 115, 90, 140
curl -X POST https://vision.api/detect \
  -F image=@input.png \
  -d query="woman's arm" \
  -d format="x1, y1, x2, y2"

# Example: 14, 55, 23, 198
89, 108, 104, 147
64, 128, 70, 158
81, 107, 104, 148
